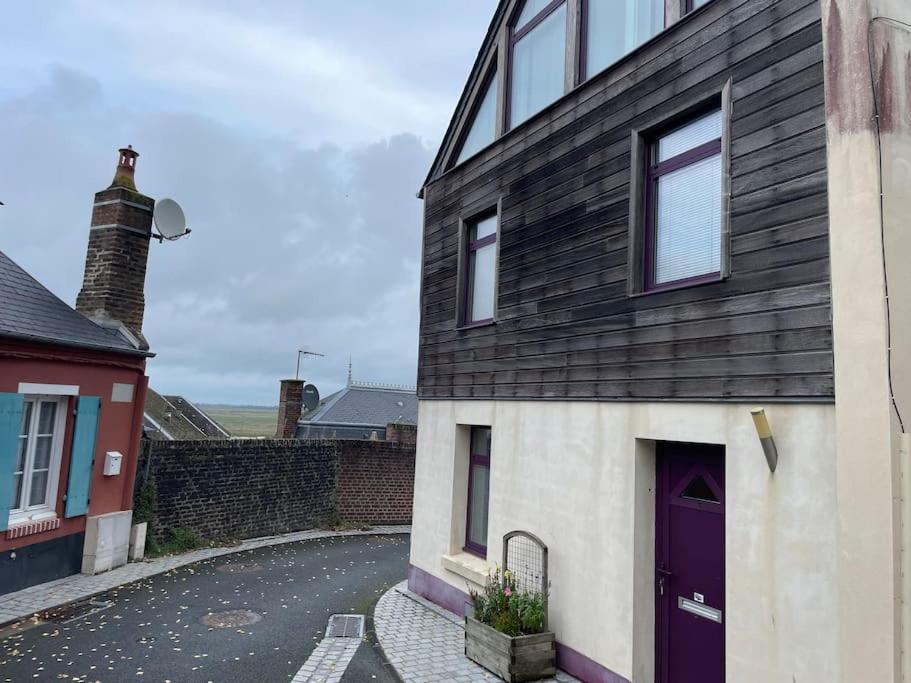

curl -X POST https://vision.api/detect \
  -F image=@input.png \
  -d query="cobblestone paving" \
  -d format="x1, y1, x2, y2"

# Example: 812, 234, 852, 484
375, 581, 579, 683
292, 635, 362, 682
0, 525, 410, 627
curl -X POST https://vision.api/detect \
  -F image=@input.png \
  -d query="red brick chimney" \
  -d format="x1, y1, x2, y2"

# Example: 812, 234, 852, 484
275, 379, 304, 438
75, 146, 154, 348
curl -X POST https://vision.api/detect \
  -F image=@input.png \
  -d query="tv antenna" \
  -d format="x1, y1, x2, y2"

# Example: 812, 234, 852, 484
296, 349, 325, 380
152, 198, 192, 242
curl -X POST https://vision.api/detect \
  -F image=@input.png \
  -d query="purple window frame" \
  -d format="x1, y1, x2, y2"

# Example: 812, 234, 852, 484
685, 0, 713, 14
578, 0, 668, 83
643, 119, 723, 293
464, 426, 491, 557
505, 0, 566, 132
462, 216, 498, 327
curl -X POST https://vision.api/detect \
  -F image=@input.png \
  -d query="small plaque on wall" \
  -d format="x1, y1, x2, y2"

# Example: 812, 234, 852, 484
111, 383, 135, 403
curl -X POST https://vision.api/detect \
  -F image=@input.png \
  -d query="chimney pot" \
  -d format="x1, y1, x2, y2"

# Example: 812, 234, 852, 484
111, 145, 140, 191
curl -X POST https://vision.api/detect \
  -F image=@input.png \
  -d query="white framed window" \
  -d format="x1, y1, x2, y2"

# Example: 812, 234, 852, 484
10, 396, 68, 524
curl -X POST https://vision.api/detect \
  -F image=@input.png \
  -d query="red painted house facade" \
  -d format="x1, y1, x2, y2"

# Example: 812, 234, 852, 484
0, 147, 156, 594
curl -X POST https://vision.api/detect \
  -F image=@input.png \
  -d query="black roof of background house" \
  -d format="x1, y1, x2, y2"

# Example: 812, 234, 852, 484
0, 250, 148, 356
143, 388, 231, 440
295, 381, 417, 440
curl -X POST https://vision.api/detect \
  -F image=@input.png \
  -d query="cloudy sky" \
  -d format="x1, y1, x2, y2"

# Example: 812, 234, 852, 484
0, 1, 495, 405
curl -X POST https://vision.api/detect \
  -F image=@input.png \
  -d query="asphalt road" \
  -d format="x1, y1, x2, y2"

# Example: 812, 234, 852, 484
0, 534, 409, 682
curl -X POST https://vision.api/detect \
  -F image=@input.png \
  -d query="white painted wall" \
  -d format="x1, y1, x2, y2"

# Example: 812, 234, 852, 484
821, 1, 911, 679
410, 399, 838, 682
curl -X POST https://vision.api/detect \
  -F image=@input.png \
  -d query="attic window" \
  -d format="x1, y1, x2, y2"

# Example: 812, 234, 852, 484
581, 0, 664, 81
508, 0, 567, 129
455, 69, 498, 165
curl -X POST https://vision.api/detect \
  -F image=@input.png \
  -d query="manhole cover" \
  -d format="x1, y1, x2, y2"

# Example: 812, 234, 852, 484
215, 561, 262, 574
200, 609, 262, 628
326, 614, 365, 639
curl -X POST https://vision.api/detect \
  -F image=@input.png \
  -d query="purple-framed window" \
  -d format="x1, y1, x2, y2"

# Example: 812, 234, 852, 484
644, 109, 724, 292
465, 426, 492, 557
463, 214, 498, 325
685, 0, 713, 13
579, 0, 665, 83
507, 0, 567, 130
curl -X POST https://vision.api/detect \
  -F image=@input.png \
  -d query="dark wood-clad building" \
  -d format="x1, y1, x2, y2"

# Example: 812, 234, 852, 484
408, 1, 911, 682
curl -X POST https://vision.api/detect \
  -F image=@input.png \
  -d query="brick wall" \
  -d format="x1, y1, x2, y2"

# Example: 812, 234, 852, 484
385, 422, 417, 446
337, 440, 415, 524
137, 437, 414, 544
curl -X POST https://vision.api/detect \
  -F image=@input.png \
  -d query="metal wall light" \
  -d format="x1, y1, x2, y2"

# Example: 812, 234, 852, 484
751, 408, 779, 473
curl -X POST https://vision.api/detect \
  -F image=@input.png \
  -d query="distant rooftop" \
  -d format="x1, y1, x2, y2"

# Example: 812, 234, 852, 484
301, 381, 417, 427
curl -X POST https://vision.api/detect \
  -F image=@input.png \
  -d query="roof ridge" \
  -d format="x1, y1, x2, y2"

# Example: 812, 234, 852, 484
349, 380, 416, 392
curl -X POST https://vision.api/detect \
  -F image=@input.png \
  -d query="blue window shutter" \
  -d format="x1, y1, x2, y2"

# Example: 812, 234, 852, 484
65, 396, 101, 519
0, 393, 25, 532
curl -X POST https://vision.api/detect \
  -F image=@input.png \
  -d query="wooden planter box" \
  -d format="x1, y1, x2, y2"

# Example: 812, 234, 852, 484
464, 616, 556, 682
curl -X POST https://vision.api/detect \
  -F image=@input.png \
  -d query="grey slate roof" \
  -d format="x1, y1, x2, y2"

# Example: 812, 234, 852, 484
300, 383, 417, 428
0, 250, 146, 356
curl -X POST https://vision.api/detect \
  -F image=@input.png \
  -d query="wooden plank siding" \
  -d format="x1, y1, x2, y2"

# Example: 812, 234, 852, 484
418, 0, 832, 402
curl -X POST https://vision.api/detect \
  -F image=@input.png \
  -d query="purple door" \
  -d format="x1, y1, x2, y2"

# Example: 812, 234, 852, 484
656, 442, 725, 683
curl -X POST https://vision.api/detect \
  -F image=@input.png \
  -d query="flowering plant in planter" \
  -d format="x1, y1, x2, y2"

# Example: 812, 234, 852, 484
465, 565, 555, 682
469, 565, 547, 636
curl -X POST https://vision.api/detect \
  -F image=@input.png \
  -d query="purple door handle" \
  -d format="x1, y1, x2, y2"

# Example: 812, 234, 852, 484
657, 568, 673, 596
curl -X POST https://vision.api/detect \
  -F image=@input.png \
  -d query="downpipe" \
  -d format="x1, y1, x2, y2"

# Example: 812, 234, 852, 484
902, 433, 911, 683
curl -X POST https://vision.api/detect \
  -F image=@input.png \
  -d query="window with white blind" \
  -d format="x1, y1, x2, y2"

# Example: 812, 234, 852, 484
583, 0, 665, 80
509, 0, 567, 129
644, 109, 724, 290
463, 213, 498, 325
10, 396, 67, 523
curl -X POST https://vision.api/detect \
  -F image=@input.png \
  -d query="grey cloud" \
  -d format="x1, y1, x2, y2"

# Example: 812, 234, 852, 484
0, 67, 432, 404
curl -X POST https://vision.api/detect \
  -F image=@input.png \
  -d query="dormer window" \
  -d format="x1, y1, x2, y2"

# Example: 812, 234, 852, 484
581, 0, 664, 81
456, 69, 498, 166
508, 0, 567, 129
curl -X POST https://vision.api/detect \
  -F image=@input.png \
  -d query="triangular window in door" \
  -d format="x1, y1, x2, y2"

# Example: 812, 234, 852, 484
681, 474, 720, 504
455, 71, 498, 165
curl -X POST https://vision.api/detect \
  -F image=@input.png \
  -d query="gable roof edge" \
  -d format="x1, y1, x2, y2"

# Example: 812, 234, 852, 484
420, 0, 513, 195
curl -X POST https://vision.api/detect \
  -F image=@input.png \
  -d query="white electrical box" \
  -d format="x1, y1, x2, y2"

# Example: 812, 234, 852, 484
103, 451, 123, 476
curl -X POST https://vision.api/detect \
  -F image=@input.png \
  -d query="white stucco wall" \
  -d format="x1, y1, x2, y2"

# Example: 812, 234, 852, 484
410, 399, 838, 682
821, 1, 911, 680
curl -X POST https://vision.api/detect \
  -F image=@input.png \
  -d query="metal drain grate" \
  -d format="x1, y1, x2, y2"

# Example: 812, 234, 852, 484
325, 614, 365, 639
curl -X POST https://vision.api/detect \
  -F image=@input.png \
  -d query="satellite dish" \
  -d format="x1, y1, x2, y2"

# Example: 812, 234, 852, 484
153, 198, 190, 240
302, 384, 320, 412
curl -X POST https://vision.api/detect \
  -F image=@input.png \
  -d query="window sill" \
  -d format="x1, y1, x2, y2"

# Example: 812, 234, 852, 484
9, 510, 57, 525
7, 514, 61, 541
442, 552, 490, 587
457, 319, 496, 331
629, 274, 724, 298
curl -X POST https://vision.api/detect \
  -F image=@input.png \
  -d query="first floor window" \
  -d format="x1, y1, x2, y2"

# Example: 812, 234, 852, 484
645, 108, 723, 290
11, 396, 66, 521
464, 213, 498, 324
465, 426, 492, 555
